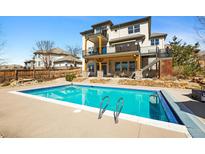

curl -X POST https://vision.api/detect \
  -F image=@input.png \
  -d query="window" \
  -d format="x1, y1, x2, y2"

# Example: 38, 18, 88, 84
155, 39, 159, 45
121, 62, 128, 71
95, 26, 106, 34
151, 39, 155, 46
128, 24, 140, 34
95, 27, 101, 34
115, 62, 121, 72
38, 61, 40, 67
134, 24, 140, 33
151, 39, 160, 46
129, 61, 135, 72
128, 26, 133, 34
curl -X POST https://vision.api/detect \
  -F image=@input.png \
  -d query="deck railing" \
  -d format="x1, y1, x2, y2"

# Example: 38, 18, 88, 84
82, 45, 172, 58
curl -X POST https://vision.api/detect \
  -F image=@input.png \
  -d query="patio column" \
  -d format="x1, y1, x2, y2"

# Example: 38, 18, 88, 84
84, 61, 87, 71
135, 57, 138, 71
84, 39, 88, 56
98, 36, 102, 54
99, 62, 102, 71
137, 55, 141, 71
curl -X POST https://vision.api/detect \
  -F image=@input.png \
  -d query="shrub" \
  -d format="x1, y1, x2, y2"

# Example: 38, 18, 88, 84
1, 81, 10, 87
65, 74, 76, 81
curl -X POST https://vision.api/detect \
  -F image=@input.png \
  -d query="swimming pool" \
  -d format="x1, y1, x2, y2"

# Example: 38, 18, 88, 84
19, 84, 180, 124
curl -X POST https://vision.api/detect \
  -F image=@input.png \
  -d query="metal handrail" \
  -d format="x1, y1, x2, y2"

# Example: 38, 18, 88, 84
113, 97, 124, 124
98, 96, 110, 119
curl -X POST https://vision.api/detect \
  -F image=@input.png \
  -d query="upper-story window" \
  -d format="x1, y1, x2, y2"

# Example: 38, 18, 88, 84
128, 26, 133, 34
151, 38, 160, 46
95, 27, 101, 34
128, 24, 140, 34
95, 26, 107, 34
134, 24, 140, 33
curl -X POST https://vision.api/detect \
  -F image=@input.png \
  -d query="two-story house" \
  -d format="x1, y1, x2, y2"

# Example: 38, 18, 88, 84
80, 16, 172, 78
25, 48, 82, 69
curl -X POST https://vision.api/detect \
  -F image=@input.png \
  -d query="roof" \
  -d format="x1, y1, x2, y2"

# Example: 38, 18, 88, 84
109, 34, 145, 44
91, 20, 113, 28
24, 59, 35, 63
54, 55, 82, 64
150, 33, 167, 38
80, 16, 151, 35
34, 48, 69, 56
80, 29, 94, 35
111, 16, 151, 29
0, 64, 24, 70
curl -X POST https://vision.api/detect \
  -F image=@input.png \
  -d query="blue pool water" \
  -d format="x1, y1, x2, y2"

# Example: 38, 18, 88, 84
21, 84, 179, 123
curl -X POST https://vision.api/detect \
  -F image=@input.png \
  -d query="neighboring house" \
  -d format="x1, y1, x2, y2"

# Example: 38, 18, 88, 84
54, 55, 82, 69
24, 48, 82, 69
24, 60, 35, 69
80, 16, 172, 78
0, 64, 24, 70
198, 51, 205, 69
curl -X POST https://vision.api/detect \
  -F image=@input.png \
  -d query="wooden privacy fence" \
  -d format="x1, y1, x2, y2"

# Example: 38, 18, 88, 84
0, 68, 81, 83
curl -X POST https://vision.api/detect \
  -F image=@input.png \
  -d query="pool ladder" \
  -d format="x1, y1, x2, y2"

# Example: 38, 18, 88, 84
113, 97, 124, 124
98, 96, 110, 119
98, 96, 124, 124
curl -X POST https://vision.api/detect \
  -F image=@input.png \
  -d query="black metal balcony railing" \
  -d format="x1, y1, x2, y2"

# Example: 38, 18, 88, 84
82, 47, 107, 57
82, 45, 172, 58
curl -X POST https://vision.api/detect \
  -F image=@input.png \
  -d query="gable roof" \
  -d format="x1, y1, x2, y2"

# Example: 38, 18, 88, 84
54, 55, 82, 64
34, 48, 69, 56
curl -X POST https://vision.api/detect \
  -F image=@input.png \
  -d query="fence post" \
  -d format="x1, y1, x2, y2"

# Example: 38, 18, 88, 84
3, 71, 6, 82
33, 69, 35, 79
15, 69, 18, 80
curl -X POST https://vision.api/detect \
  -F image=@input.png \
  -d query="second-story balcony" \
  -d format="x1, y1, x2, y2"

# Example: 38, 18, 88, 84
83, 45, 172, 58
83, 45, 139, 57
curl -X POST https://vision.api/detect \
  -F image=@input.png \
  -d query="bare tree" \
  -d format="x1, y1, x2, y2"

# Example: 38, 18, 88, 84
196, 16, 205, 44
65, 45, 82, 57
0, 43, 5, 65
0, 25, 6, 65
33, 40, 55, 70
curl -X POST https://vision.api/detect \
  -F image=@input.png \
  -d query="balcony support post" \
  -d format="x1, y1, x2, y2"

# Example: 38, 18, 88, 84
99, 62, 102, 71
98, 36, 102, 54
138, 55, 141, 71
84, 61, 87, 71
85, 39, 88, 56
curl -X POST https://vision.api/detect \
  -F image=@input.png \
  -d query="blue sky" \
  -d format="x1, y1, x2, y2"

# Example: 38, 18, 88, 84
0, 16, 203, 65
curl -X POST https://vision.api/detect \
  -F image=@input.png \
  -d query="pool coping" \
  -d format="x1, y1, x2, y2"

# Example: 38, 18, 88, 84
161, 90, 205, 138
9, 82, 191, 137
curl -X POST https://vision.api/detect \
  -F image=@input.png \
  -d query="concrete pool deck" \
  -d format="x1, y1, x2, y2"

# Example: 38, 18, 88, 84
0, 78, 203, 138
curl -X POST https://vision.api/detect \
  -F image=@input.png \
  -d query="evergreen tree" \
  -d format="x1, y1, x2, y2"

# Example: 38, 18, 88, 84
169, 36, 201, 77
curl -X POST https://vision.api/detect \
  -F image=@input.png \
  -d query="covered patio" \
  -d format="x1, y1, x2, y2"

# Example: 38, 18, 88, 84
84, 51, 142, 78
